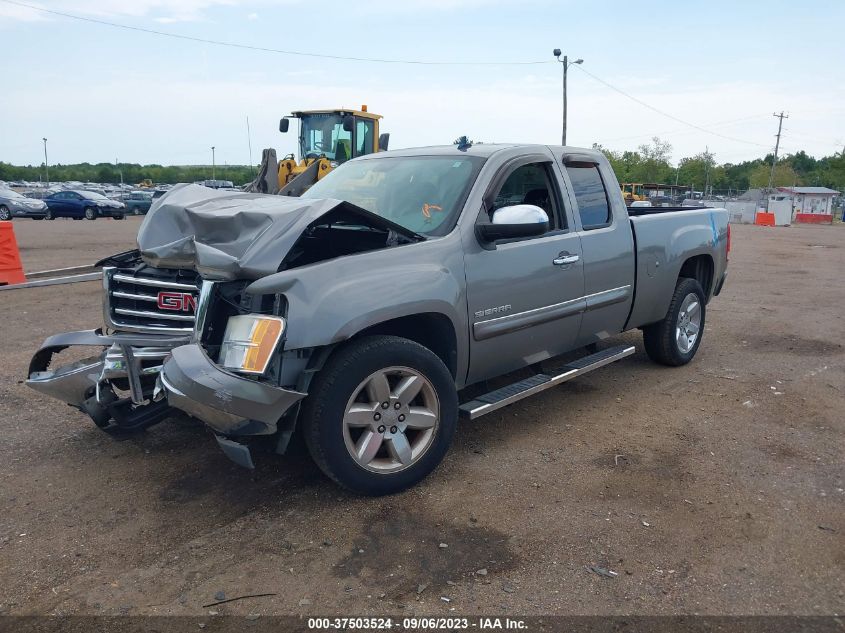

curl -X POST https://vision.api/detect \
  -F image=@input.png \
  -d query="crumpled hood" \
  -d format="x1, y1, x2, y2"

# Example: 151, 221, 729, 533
136, 183, 417, 280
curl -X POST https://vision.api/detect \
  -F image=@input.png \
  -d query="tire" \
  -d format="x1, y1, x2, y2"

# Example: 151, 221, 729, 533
643, 277, 706, 366
45, 208, 55, 220
301, 335, 458, 496
84, 207, 97, 220
114, 214, 125, 220
32, 216, 44, 221
0, 205, 11, 221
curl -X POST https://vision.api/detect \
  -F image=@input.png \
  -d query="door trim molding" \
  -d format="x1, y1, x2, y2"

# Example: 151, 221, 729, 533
472, 285, 631, 341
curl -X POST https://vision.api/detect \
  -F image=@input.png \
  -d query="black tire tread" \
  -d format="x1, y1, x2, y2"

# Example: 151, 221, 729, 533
643, 277, 705, 367
301, 335, 456, 495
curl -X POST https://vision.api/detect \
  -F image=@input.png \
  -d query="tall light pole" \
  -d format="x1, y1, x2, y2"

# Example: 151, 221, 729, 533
42, 137, 49, 187
553, 50, 583, 146
211, 146, 216, 180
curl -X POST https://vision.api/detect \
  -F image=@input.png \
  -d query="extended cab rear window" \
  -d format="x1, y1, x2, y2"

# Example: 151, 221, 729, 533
565, 163, 611, 230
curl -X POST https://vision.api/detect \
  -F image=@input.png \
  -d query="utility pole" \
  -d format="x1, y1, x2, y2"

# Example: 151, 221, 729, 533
553, 50, 583, 145
767, 111, 788, 199
42, 138, 49, 187
211, 146, 216, 180
246, 116, 254, 174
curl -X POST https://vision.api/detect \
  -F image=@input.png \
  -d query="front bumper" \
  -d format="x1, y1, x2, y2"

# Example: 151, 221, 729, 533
13, 204, 47, 218
27, 329, 190, 408
158, 343, 306, 436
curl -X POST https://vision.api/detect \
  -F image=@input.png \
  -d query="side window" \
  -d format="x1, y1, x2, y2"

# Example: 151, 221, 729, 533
355, 118, 375, 156
565, 162, 611, 230
490, 162, 560, 230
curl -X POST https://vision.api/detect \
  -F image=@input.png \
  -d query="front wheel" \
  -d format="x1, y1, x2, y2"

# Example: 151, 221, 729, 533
643, 277, 706, 366
301, 336, 457, 495
45, 208, 55, 220
84, 207, 97, 220
0, 205, 11, 221
113, 214, 125, 220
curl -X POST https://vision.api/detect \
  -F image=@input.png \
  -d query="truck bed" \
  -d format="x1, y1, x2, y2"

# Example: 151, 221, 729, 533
627, 206, 707, 216
625, 206, 729, 330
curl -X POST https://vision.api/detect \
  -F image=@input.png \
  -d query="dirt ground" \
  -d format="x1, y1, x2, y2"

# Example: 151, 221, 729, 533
0, 219, 843, 617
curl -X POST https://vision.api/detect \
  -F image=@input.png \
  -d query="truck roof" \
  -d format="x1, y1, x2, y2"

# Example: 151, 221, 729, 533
362, 143, 605, 160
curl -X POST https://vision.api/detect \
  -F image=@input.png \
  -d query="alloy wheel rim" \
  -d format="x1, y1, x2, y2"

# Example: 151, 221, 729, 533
0, 207, 9, 220
342, 366, 440, 474
676, 292, 701, 353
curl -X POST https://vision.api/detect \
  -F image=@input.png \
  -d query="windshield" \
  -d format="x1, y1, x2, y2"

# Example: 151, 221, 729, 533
79, 191, 107, 200
1, 190, 25, 199
300, 114, 353, 162
301, 155, 485, 236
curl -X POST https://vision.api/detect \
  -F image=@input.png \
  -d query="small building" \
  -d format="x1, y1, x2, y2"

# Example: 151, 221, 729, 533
768, 186, 839, 224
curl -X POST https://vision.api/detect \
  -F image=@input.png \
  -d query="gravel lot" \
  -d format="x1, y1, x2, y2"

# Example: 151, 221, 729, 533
1, 219, 843, 617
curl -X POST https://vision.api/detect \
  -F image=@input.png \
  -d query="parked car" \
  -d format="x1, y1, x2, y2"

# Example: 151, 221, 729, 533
123, 191, 154, 215
44, 190, 126, 220
629, 200, 652, 208
28, 143, 729, 495
0, 189, 48, 220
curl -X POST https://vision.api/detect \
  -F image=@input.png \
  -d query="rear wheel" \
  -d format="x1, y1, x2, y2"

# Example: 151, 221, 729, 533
643, 277, 706, 366
0, 205, 11, 221
302, 336, 457, 495
84, 207, 97, 220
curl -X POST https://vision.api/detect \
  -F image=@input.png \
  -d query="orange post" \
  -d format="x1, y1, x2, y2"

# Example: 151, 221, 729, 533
0, 221, 26, 285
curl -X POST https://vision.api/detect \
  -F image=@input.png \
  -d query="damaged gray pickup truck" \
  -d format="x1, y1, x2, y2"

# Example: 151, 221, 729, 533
28, 144, 729, 495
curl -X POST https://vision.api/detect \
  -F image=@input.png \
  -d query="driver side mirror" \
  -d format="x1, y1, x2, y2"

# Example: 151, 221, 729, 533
378, 133, 390, 151
342, 115, 354, 133
279, 118, 290, 133
477, 205, 549, 242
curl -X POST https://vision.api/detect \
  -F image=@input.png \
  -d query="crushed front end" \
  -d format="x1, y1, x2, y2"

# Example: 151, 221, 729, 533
27, 253, 306, 465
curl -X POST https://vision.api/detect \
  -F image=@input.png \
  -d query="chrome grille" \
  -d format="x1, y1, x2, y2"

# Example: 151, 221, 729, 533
104, 267, 201, 335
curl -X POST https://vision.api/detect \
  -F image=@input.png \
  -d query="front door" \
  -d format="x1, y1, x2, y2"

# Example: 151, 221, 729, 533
464, 156, 585, 385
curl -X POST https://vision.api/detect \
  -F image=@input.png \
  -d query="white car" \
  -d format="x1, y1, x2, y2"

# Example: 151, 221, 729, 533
630, 200, 653, 208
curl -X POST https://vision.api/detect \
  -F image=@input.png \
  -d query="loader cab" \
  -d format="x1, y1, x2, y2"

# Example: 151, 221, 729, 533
280, 107, 385, 165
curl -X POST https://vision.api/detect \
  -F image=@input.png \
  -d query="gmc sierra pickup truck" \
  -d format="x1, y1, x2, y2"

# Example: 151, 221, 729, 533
28, 143, 729, 495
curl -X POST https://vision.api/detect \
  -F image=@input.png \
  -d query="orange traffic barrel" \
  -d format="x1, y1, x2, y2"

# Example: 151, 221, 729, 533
0, 221, 26, 285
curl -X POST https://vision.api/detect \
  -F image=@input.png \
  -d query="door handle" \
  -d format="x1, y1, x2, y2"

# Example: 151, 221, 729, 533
553, 254, 580, 266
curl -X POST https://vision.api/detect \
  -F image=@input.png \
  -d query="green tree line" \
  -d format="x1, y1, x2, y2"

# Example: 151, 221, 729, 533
594, 139, 845, 194
2, 142, 844, 194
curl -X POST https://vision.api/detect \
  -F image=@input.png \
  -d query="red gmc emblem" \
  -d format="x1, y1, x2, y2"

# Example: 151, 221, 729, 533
157, 291, 197, 312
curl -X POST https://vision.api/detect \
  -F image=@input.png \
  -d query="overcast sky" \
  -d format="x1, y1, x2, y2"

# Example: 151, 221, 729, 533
2, 0, 844, 168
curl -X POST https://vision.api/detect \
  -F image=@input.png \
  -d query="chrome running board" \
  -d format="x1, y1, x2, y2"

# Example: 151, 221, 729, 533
458, 345, 636, 420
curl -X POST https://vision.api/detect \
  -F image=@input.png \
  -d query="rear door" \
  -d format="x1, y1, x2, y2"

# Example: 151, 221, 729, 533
50, 192, 69, 215
558, 155, 635, 345
463, 151, 585, 384
68, 192, 85, 217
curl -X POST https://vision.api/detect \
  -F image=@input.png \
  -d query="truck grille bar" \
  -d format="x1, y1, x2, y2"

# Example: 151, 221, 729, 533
104, 267, 201, 335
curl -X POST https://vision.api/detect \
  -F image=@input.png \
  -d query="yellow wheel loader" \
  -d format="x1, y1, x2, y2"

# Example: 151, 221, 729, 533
247, 105, 389, 196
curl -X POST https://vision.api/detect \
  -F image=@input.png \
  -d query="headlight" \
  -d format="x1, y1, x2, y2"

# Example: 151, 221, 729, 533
219, 315, 285, 374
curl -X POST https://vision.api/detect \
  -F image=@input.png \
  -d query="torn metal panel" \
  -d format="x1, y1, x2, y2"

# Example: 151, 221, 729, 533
137, 184, 421, 281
